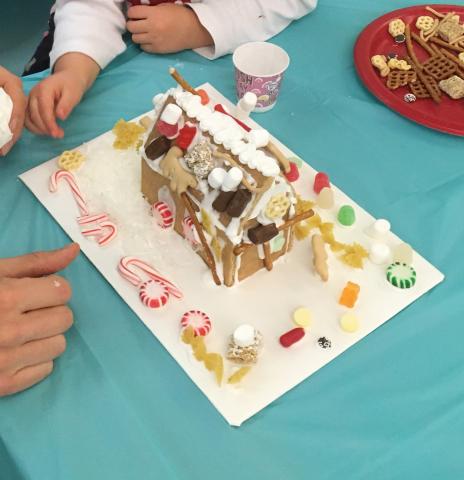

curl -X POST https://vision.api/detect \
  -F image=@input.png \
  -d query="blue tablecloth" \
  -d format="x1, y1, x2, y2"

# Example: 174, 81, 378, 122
1, 1, 463, 478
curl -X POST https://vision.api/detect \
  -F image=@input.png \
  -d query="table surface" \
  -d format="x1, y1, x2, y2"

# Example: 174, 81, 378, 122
1, 1, 463, 479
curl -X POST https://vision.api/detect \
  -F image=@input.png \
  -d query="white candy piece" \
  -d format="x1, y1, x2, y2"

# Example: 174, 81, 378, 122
316, 187, 334, 209
366, 219, 391, 240
208, 168, 227, 189
0, 88, 13, 150
235, 92, 257, 121
369, 243, 391, 265
393, 243, 413, 265
247, 129, 270, 148
222, 167, 243, 192
233, 324, 256, 347
160, 103, 182, 125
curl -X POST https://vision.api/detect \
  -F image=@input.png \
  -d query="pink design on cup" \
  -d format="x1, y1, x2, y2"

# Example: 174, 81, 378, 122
233, 42, 290, 113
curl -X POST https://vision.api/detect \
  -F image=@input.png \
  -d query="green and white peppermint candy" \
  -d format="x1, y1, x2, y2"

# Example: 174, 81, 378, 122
386, 262, 417, 289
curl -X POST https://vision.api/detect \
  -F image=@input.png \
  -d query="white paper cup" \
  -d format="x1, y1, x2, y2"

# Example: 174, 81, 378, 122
233, 42, 290, 112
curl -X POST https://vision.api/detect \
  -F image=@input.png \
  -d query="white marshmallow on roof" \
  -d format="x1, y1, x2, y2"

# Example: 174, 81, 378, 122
222, 167, 243, 192
160, 104, 182, 125
208, 168, 227, 189
247, 129, 270, 148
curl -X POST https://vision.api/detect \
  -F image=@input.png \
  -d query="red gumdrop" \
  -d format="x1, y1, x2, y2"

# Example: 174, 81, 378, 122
285, 162, 299, 182
176, 125, 197, 150
157, 119, 178, 139
196, 89, 210, 105
313, 172, 330, 194
279, 327, 306, 348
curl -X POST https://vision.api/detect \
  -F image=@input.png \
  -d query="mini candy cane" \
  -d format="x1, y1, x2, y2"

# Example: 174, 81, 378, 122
49, 169, 89, 216
182, 217, 201, 248
77, 213, 109, 225
81, 220, 118, 247
118, 257, 183, 309
152, 201, 174, 229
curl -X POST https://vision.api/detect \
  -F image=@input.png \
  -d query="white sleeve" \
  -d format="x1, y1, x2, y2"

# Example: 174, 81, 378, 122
189, 0, 317, 59
49, 0, 127, 70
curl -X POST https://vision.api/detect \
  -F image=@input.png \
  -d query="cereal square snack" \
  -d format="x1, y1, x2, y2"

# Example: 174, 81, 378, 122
439, 75, 464, 100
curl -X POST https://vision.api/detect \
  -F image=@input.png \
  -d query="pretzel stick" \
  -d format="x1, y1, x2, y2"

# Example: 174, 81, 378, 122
212, 151, 274, 193
440, 48, 464, 75
266, 142, 291, 174
181, 193, 221, 285
425, 6, 447, 18
169, 67, 199, 96
263, 243, 273, 271
411, 31, 436, 56
430, 43, 444, 57
233, 209, 314, 256
406, 56, 441, 104
406, 25, 422, 69
430, 37, 464, 53
451, 35, 464, 45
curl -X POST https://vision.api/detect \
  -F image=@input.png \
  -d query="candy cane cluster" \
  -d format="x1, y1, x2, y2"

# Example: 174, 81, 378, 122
49, 170, 118, 246
118, 256, 183, 309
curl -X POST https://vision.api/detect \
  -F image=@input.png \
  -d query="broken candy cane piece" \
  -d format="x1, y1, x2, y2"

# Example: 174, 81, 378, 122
279, 327, 306, 348
152, 201, 174, 229
182, 216, 201, 247
139, 279, 170, 309
97, 221, 118, 246
181, 310, 212, 337
77, 213, 109, 225
49, 169, 89, 216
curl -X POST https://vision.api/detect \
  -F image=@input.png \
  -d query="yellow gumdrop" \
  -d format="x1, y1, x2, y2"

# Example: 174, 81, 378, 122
227, 366, 252, 385
293, 307, 311, 328
340, 313, 360, 333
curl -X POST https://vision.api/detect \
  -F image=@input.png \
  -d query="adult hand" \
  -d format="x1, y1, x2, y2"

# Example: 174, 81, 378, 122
0, 66, 27, 156
0, 243, 80, 397
127, 4, 213, 54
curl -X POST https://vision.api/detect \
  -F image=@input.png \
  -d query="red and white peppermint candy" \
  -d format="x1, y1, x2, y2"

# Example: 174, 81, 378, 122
152, 201, 174, 229
181, 310, 212, 337
49, 169, 89, 216
182, 216, 200, 247
139, 279, 170, 309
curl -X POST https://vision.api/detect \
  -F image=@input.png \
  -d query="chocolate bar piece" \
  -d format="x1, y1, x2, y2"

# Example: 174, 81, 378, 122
145, 135, 171, 160
212, 191, 235, 213
248, 223, 278, 244
226, 189, 252, 218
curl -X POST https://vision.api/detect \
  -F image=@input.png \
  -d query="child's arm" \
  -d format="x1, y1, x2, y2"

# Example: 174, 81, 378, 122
127, 0, 316, 59
26, 0, 126, 138
189, 0, 318, 59
26, 53, 99, 138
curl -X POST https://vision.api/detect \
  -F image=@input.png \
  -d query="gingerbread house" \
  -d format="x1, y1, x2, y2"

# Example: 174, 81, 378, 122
140, 80, 313, 287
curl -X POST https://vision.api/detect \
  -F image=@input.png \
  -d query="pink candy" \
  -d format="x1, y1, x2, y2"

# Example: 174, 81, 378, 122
181, 310, 212, 337
139, 279, 169, 309
313, 172, 330, 194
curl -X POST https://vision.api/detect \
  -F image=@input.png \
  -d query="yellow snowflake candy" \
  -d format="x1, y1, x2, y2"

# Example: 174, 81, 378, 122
295, 222, 312, 241
211, 236, 222, 262
181, 326, 195, 344
191, 336, 207, 361
295, 196, 315, 215
112, 119, 145, 150
58, 150, 85, 171
227, 366, 252, 385
204, 352, 224, 386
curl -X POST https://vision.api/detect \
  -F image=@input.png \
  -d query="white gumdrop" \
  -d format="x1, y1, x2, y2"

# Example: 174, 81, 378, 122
369, 243, 391, 265
233, 324, 256, 347
366, 219, 391, 240
208, 168, 227, 189
222, 167, 243, 192
247, 129, 270, 148
160, 104, 182, 125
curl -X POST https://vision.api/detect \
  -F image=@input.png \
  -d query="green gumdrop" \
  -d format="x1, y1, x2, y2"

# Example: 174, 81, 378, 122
288, 156, 303, 168
270, 232, 286, 253
338, 205, 356, 226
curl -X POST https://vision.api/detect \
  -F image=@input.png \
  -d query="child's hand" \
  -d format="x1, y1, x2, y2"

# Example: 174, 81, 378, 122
127, 4, 213, 54
0, 66, 27, 156
26, 53, 100, 138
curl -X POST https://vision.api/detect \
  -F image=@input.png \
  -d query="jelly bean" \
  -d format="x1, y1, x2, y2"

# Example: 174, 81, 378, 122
279, 327, 306, 348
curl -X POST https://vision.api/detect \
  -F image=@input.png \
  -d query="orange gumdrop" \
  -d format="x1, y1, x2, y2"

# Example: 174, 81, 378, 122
338, 281, 360, 308
196, 89, 210, 105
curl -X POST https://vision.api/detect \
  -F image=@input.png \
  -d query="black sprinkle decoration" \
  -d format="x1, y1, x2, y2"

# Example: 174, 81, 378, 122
318, 337, 332, 349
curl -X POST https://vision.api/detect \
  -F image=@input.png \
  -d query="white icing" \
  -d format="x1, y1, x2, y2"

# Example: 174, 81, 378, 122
247, 129, 270, 148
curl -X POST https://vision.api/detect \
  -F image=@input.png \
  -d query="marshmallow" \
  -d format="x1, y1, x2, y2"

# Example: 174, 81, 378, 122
222, 167, 243, 192
0, 88, 13, 150
160, 104, 183, 125
208, 168, 227, 189
366, 219, 391, 240
247, 129, 270, 148
235, 92, 257, 121
233, 324, 256, 347
369, 243, 391, 265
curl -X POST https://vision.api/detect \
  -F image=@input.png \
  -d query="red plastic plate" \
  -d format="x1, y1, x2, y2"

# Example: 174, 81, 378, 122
354, 4, 464, 136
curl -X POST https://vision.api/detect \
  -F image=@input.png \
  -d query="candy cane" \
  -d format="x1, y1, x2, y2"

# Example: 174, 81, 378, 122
98, 221, 118, 246
120, 256, 183, 299
49, 170, 89, 216
77, 213, 109, 225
